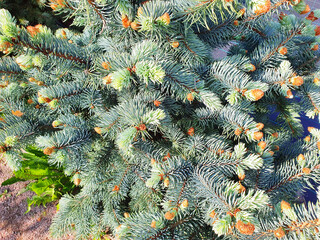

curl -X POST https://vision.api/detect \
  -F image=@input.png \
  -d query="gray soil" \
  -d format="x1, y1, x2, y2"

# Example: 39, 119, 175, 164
0, 162, 74, 240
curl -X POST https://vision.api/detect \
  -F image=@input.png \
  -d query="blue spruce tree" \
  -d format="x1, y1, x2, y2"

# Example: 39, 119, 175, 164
1, 0, 320, 239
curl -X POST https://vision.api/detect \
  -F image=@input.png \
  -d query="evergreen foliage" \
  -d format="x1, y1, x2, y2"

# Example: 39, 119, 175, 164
0, 0, 320, 239
0, 0, 63, 30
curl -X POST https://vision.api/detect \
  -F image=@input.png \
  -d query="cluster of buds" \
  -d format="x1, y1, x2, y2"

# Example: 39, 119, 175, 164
50, 0, 66, 10
26, 24, 42, 37
292, 0, 310, 15
252, 0, 271, 15
235, 220, 255, 235
0, 39, 13, 54
37, 92, 59, 109
135, 123, 147, 131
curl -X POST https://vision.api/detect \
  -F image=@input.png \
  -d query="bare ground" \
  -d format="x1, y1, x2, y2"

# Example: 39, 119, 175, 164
0, 163, 74, 240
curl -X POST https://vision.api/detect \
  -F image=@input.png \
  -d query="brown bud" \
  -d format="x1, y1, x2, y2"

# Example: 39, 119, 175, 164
251, 89, 264, 100
274, 227, 285, 238
280, 200, 291, 211
130, 21, 140, 30
74, 178, 81, 186
254, 132, 264, 141
151, 220, 156, 228
112, 185, 120, 192
103, 75, 112, 84
94, 127, 102, 135
153, 100, 161, 107
235, 220, 255, 235
290, 76, 304, 86
209, 210, 216, 218
297, 154, 305, 161
43, 147, 55, 155
238, 173, 245, 181
302, 167, 311, 174
187, 93, 194, 102
102, 61, 110, 70
122, 15, 131, 28
235, 128, 242, 136
164, 211, 175, 220
181, 199, 189, 208
163, 177, 169, 187
171, 41, 179, 48
139, 124, 146, 131
238, 182, 246, 193
308, 127, 315, 132
256, 123, 264, 130
187, 127, 195, 136
151, 158, 156, 164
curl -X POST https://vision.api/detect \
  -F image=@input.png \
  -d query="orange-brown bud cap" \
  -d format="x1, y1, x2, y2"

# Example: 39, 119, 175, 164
151, 220, 156, 228
286, 89, 293, 98
44, 147, 55, 155
112, 185, 120, 192
187, 93, 194, 102
290, 76, 304, 86
306, 11, 318, 21
238, 182, 246, 193
122, 15, 131, 28
258, 141, 267, 149
130, 21, 140, 30
164, 177, 170, 187
181, 199, 189, 208
256, 123, 264, 130
74, 178, 81, 186
29, 77, 37, 82
103, 75, 112, 84
102, 61, 110, 70
94, 127, 102, 135
235, 128, 242, 136
238, 173, 245, 181
159, 12, 170, 25
171, 41, 179, 48
274, 227, 285, 238
312, 44, 319, 51
254, 131, 264, 141
278, 46, 287, 55
302, 167, 311, 174
308, 127, 315, 132
163, 152, 171, 161
235, 220, 255, 235
137, 7, 143, 16
297, 154, 305, 161
300, 4, 310, 15
209, 210, 216, 218
164, 211, 175, 220
153, 100, 161, 107
280, 200, 291, 211
12, 110, 24, 117
187, 127, 195, 136
251, 89, 264, 100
